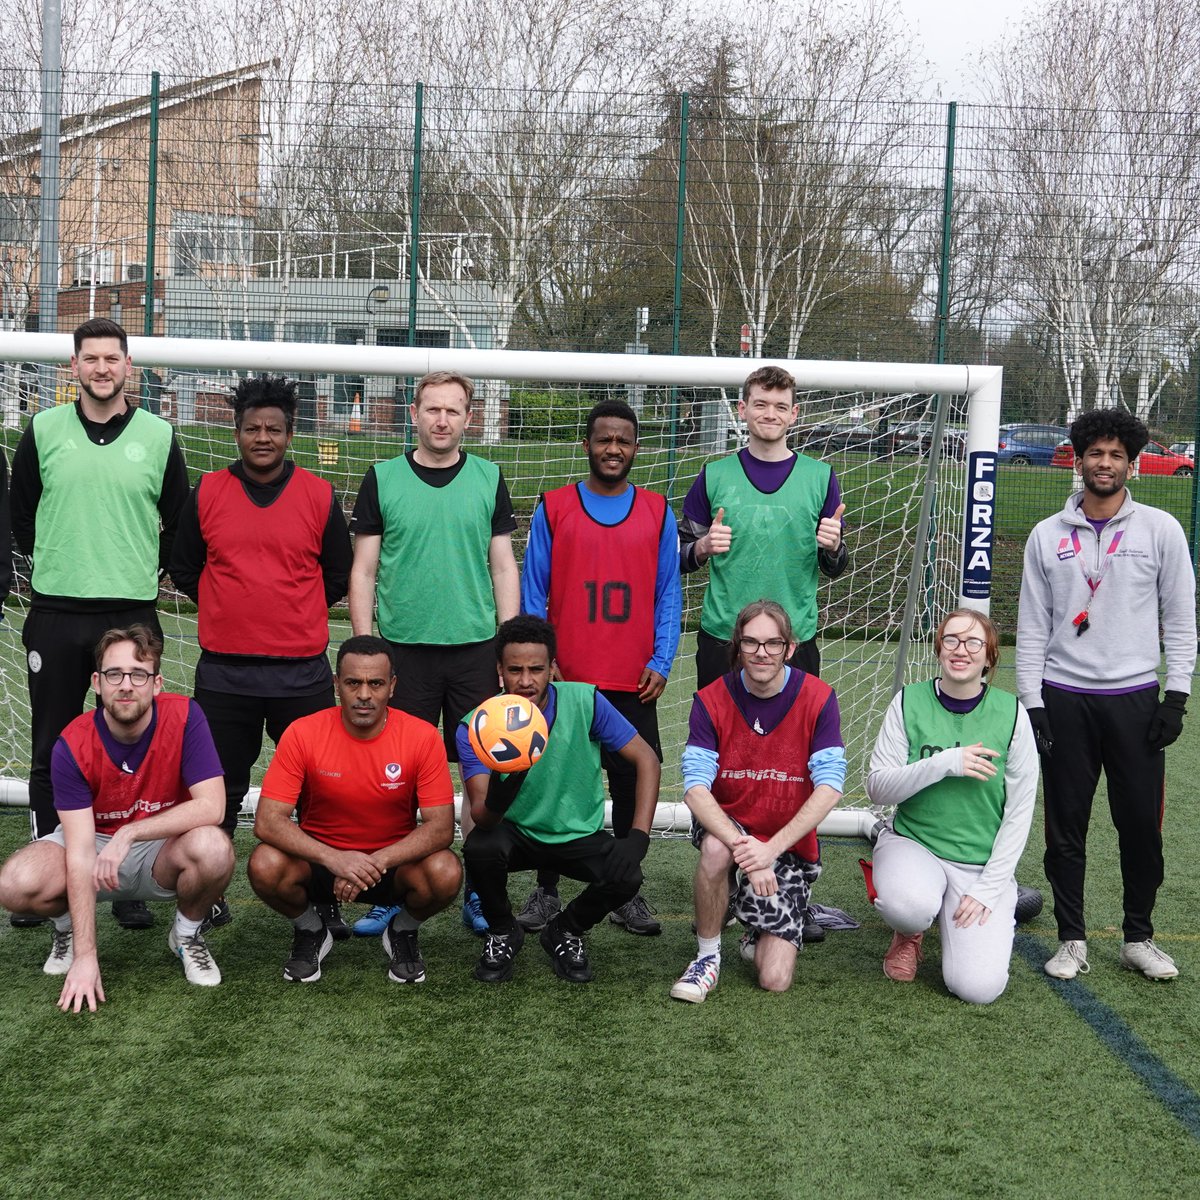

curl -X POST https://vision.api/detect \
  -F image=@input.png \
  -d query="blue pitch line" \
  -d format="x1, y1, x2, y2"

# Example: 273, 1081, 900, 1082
1015, 933, 1200, 1144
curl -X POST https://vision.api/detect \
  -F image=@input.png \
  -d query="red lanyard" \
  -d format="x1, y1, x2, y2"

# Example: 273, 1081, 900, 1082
1069, 527, 1123, 634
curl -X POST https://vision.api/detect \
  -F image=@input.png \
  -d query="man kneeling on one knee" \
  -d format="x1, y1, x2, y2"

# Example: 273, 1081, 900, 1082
0, 625, 234, 1011
671, 600, 845, 1003
248, 636, 463, 984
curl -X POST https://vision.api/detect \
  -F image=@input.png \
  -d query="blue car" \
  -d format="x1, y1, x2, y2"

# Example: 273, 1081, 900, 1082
997, 423, 1069, 466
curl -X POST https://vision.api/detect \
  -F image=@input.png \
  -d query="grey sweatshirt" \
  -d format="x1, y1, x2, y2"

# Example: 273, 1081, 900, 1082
1016, 490, 1197, 708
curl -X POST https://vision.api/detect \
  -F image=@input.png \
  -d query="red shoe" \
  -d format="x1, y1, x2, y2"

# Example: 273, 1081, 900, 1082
883, 931, 924, 982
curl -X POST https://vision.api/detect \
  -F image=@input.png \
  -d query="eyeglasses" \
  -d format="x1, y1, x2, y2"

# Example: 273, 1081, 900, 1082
100, 668, 154, 686
941, 634, 985, 653
738, 637, 788, 656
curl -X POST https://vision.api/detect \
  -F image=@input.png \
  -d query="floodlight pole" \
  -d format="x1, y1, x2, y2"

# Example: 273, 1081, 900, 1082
37, 0, 63, 406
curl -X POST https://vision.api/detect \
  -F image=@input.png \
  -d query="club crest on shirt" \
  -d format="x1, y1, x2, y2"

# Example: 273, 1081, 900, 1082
381, 761, 403, 789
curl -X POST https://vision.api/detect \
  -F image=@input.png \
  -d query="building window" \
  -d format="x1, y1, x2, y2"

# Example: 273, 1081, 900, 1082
72, 248, 115, 286
171, 212, 253, 276
1, 194, 34, 245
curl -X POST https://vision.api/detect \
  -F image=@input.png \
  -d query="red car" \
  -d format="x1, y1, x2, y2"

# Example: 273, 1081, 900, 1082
1050, 439, 1194, 477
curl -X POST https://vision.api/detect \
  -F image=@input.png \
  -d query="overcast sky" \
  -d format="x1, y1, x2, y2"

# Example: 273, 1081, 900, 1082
895, 0, 1036, 98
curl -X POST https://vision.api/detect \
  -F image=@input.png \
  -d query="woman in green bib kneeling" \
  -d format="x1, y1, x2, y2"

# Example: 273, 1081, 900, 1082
865, 609, 1037, 1004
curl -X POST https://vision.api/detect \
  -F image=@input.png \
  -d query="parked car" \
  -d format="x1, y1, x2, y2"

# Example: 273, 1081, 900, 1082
997, 423, 1069, 466
799, 419, 877, 454
890, 420, 967, 460
1051, 438, 1194, 476
1170, 441, 1196, 458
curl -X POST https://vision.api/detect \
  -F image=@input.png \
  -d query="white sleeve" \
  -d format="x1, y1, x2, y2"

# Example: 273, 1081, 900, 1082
967, 706, 1038, 910
865, 692, 962, 807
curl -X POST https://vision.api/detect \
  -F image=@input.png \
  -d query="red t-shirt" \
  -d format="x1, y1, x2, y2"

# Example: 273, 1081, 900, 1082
260, 707, 454, 852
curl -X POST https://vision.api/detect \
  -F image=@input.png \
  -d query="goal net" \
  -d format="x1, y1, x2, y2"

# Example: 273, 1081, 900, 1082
0, 334, 1001, 835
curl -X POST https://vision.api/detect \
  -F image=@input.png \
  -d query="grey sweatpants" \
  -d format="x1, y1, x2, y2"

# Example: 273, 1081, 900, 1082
873, 826, 1017, 1005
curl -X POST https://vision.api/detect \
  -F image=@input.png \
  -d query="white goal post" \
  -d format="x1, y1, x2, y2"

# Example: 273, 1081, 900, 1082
0, 331, 1002, 839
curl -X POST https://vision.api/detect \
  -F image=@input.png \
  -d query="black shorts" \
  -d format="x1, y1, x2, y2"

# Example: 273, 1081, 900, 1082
598, 687, 663, 769
306, 861, 400, 906
385, 638, 498, 761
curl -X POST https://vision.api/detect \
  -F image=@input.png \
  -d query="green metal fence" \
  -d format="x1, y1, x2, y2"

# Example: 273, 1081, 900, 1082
3, 68, 1199, 560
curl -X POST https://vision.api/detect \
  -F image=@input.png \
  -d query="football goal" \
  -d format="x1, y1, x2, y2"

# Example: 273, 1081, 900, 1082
0, 332, 1001, 836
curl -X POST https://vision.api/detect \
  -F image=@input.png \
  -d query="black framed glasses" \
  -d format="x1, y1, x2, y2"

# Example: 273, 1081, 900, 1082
100, 668, 154, 686
738, 637, 788, 656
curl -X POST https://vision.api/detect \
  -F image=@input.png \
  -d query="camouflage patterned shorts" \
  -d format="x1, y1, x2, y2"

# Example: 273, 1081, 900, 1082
690, 817, 820, 950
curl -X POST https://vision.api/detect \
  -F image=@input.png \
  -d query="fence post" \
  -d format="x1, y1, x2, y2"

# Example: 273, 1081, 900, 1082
140, 71, 161, 410
935, 101, 957, 366
36, 0, 62, 408
1191, 367, 1200, 567
667, 91, 689, 505
403, 81, 424, 435
899, 99, 959, 679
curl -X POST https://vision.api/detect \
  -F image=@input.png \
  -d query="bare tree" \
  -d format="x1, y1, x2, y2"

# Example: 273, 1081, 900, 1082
411, 0, 659, 440
981, 0, 1200, 423
663, 0, 925, 358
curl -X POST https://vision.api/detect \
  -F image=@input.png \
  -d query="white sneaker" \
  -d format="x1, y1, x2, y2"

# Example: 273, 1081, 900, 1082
43, 927, 74, 976
169, 927, 222, 987
1044, 940, 1089, 980
1119, 939, 1178, 981
738, 931, 758, 963
670, 954, 720, 1003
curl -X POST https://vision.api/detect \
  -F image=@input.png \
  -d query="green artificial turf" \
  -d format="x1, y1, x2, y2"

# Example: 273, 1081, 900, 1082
2, 425, 1198, 1198
2, 714, 1198, 1199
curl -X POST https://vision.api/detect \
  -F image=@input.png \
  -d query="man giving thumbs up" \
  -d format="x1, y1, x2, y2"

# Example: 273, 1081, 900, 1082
679, 366, 848, 690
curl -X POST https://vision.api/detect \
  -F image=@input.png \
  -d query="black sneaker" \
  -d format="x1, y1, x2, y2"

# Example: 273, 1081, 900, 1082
315, 901, 351, 941
283, 923, 333, 983
112, 899, 154, 929
539, 915, 593, 983
608, 893, 662, 936
382, 918, 426, 984
200, 896, 233, 934
801, 909, 825, 944
9, 912, 47, 928
474, 925, 525, 983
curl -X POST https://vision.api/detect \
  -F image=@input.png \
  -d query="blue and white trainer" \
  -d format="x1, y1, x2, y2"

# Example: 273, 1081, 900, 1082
353, 904, 401, 937
462, 890, 489, 935
670, 954, 720, 1003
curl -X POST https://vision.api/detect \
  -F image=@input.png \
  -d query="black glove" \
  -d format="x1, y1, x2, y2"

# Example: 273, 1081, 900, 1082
1147, 691, 1187, 752
484, 770, 525, 816
1026, 707, 1054, 757
604, 829, 650, 885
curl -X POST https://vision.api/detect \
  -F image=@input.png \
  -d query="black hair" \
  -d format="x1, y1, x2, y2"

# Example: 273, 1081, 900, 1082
74, 317, 128, 354
495, 614, 556, 664
230, 374, 298, 433
1069, 407, 1149, 461
584, 399, 638, 439
336, 635, 395, 673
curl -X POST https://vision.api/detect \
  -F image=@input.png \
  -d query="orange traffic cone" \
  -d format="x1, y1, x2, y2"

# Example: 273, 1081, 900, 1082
349, 393, 362, 435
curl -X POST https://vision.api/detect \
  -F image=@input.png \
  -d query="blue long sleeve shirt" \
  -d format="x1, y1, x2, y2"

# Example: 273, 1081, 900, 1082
521, 482, 682, 680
